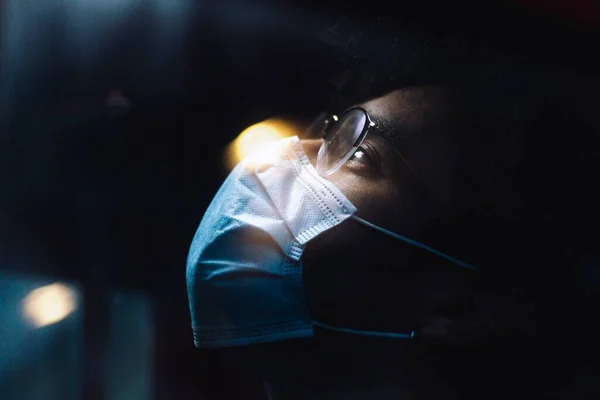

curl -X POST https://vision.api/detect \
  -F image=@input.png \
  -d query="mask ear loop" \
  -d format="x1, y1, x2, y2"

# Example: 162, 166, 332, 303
350, 215, 479, 271
313, 321, 415, 341
310, 217, 476, 341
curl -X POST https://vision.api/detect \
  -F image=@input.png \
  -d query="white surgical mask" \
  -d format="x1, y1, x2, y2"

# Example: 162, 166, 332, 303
186, 136, 476, 348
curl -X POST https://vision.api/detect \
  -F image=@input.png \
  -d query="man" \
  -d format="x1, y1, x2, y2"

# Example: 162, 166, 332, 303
185, 4, 600, 391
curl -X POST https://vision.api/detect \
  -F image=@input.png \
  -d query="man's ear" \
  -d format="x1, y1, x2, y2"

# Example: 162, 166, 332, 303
419, 315, 453, 338
417, 314, 495, 346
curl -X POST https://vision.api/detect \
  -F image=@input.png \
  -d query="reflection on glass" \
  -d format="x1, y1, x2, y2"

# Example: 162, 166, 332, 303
22, 282, 78, 328
224, 119, 298, 170
0, 272, 83, 400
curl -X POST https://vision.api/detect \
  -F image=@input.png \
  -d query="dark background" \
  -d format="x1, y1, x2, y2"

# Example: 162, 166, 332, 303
1, 0, 599, 399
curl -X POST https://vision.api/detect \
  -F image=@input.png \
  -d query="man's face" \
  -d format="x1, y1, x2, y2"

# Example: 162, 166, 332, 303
300, 86, 465, 333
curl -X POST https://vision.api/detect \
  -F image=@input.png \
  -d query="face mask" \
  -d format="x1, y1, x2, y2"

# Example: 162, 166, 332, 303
186, 136, 476, 348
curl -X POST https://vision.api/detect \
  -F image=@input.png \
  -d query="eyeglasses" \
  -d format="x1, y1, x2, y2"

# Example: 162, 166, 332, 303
306, 109, 477, 271
306, 107, 376, 176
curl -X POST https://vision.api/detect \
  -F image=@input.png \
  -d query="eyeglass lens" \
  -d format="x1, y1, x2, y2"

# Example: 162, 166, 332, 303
305, 113, 336, 140
316, 109, 367, 175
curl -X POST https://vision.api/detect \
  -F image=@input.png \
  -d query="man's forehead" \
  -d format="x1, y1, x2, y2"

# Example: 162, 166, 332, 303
360, 86, 452, 129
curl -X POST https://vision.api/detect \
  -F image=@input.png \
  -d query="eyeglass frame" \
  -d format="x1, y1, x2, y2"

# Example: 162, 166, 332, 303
308, 108, 477, 272
316, 106, 376, 176
314, 106, 419, 181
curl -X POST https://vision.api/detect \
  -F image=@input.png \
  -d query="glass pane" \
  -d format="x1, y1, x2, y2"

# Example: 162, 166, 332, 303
106, 291, 155, 400
0, 273, 83, 400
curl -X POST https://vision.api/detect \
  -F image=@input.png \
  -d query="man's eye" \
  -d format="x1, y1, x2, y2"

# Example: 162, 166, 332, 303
346, 145, 375, 171
342, 141, 382, 177
350, 149, 368, 162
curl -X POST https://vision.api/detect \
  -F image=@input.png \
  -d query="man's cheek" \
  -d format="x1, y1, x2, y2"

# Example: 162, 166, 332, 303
328, 174, 386, 212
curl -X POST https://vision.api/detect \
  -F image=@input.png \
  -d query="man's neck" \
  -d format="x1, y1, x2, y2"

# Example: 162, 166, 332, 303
259, 335, 419, 399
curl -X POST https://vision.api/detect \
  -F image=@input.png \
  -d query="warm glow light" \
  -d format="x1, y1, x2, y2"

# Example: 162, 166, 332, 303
22, 283, 78, 328
235, 123, 282, 161
224, 119, 297, 170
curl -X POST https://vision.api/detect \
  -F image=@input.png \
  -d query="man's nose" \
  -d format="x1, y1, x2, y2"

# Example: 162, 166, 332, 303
300, 139, 324, 168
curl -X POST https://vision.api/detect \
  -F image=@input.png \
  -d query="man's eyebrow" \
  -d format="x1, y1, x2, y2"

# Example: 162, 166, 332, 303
371, 117, 418, 176
371, 114, 402, 148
